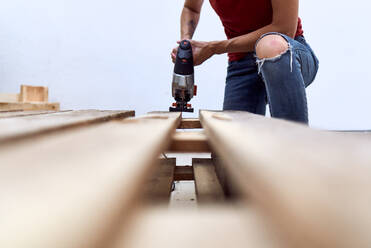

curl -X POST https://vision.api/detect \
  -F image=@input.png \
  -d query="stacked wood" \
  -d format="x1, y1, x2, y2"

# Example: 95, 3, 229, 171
0, 85, 60, 111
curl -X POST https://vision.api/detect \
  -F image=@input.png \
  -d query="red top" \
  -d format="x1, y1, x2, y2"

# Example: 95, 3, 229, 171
209, 0, 304, 61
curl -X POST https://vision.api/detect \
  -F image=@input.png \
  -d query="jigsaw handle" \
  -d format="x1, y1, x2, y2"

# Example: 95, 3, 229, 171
174, 40, 194, 76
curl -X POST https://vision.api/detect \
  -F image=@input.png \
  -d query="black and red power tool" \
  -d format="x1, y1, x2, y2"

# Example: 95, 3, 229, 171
169, 40, 197, 112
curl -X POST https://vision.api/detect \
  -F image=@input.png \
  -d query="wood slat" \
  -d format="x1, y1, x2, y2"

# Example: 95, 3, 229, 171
200, 110, 371, 248
0, 110, 67, 118
178, 118, 202, 129
174, 166, 194, 181
0, 102, 60, 111
0, 110, 134, 143
111, 206, 284, 248
168, 131, 210, 152
144, 158, 176, 202
0, 93, 19, 103
0, 112, 181, 248
193, 158, 225, 203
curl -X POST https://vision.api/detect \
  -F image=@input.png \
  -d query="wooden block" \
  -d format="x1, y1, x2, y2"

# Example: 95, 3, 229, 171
168, 131, 210, 152
19, 85, 48, 103
174, 166, 194, 181
193, 158, 225, 203
200, 110, 371, 248
111, 206, 285, 248
0, 112, 181, 248
0, 102, 60, 111
0, 110, 134, 143
178, 118, 202, 129
0, 93, 20, 103
144, 158, 176, 202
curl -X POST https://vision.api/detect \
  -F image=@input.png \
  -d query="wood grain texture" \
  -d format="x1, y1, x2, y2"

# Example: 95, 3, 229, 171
144, 158, 176, 202
0, 102, 60, 111
111, 206, 284, 248
168, 131, 210, 152
200, 110, 371, 248
193, 158, 225, 203
0, 110, 134, 143
20, 85, 48, 103
0, 112, 181, 248
178, 118, 202, 129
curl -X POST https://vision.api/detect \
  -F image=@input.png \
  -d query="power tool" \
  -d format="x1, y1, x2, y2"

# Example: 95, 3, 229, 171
169, 40, 197, 112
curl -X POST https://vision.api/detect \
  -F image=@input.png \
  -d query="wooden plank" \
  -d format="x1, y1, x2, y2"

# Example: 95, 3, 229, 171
0, 110, 66, 118
0, 112, 181, 248
168, 131, 210, 152
174, 166, 194, 181
0, 110, 134, 143
0, 102, 60, 111
144, 158, 176, 202
200, 110, 371, 248
111, 206, 284, 248
19, 85, 48, 103
193, 158, 225, 203
178, 118, 202, 129
0, 93, 19, 103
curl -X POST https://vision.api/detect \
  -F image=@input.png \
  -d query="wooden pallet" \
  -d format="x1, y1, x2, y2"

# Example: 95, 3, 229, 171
1, 109, 371, 248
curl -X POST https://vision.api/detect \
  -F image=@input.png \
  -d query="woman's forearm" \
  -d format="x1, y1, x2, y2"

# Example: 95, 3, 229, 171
210, 23, 295, 55
180, 6, 201, 40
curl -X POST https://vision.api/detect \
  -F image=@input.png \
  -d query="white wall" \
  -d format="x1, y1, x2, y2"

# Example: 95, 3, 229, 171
0, 0, 370, 130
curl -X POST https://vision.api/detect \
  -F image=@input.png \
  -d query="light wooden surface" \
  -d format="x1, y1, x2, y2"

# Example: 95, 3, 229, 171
111, 206, 283, 248
20, 85, 48, 103
0, 112, 181, 248
193, 158, 225, 203
0, 110, 134, 143
0, 93, 19, 103
144, 158, 176, 202
178, 118, 202, 129
0, 110, 66, 118
169, 131, 210, 152
200, 110, 371, 248
0, 102, 60, 111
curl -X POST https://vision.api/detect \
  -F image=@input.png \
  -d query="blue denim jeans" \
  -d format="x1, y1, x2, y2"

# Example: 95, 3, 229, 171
223, 32, 319, 124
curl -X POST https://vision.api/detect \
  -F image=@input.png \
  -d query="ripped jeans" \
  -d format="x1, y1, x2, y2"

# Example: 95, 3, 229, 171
223, 32, 319, 124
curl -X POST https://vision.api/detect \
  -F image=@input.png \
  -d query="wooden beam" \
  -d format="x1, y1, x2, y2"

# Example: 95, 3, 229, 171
178, 118, 202, 129
0, 110, 134, 143
0, 102, 60, 111
193, 158, 225, 203
19, 85, 48, 103
110, 206, 284, 248
0, 112, 181, 248
0, 93, 19, 103
144, 158, 176, 202
200, 110, 371, 248
174, 166, 194, 181
168, 131, 210, 152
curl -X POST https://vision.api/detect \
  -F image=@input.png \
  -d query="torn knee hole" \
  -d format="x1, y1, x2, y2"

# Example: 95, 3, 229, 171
255, 34, 289, 59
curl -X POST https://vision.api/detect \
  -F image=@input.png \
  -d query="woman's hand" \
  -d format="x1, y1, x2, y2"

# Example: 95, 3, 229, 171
171, 40, 216, 66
